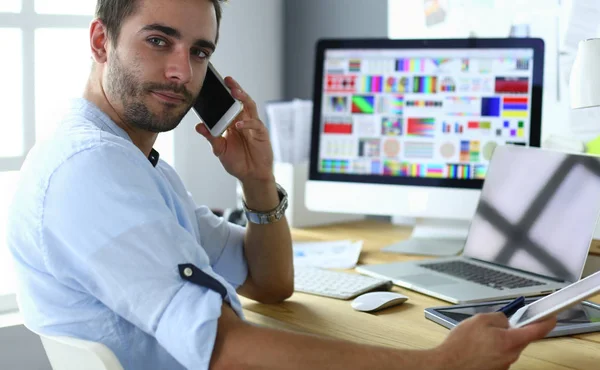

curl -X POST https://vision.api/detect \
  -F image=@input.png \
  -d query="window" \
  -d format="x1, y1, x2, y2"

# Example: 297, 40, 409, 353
0, 172, 20, 301
34, 28, 92, 141
0, 1, 21, 13
0, 29, 23, 158
0, 1, 174, 312
35, 0, 96, 15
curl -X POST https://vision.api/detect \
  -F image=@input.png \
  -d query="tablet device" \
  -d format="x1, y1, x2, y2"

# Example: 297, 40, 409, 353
509, 269, 600, 328
425, 298, 600, 338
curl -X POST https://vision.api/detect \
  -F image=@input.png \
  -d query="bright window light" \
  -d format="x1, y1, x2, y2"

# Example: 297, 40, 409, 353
0, 171, 20, 296
154, 131, 175, 167
35, 28, 92, 142
35, 0, 96, 15
0, 0, 21, 13
0, 29, 23, 157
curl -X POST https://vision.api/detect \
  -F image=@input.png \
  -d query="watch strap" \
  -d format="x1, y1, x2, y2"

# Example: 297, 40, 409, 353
242, 183, 288, 224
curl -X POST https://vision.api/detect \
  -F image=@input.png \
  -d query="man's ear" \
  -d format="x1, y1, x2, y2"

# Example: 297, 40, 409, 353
90, 19, 110, 64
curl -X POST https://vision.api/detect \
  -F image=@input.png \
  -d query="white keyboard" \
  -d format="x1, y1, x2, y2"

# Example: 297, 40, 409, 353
294, 267, 392, 299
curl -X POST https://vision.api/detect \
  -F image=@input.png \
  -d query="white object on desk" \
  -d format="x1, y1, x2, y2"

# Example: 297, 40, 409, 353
293, 239, 363, 269
351, 291, 408, 312
266, 101, 295, 164
291, 99, 313, 165
266, 99, 312, 164
294, 267, 392, 300
570, 38, 600, 110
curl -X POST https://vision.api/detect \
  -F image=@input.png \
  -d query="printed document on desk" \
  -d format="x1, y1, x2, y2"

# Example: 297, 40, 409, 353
293, 240, 363, 269
266, 99, 312, 164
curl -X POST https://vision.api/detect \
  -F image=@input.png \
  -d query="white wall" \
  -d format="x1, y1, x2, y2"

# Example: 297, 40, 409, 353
387, 0, 568, 143
174, 0, 285, 210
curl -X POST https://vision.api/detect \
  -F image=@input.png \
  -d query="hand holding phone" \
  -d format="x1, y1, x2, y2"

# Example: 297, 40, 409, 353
193, 70, 275, 184
192, 62, 243, 136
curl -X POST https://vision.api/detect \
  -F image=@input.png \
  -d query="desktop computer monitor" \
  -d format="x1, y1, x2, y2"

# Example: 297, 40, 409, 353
305, 38, 544, 256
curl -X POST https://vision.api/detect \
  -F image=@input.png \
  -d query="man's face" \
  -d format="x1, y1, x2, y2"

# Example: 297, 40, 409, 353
103, 0, 218, 133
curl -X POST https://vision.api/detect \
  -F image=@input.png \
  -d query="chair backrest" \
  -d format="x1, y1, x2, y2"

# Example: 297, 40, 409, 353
38, 334, 124, 370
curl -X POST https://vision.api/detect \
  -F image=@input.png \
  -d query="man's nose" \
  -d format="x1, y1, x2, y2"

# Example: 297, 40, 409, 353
165, 47, 192, 84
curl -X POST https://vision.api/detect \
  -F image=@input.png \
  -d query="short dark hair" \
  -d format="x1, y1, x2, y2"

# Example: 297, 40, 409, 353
95, 0, 226, 45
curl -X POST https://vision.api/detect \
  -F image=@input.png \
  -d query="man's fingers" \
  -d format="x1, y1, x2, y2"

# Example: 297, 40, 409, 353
235, 119, 268, 138
473, 312, 510, 329
508, 317, 557, 347
195, 123, 226, 156
224, 77, 259, 119
195, 123, 213, 139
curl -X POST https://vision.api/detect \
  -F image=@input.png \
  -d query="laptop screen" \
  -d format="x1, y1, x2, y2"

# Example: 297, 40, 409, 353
463, 145, 600, 282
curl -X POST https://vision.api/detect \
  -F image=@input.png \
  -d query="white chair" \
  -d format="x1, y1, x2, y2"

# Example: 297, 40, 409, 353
38, 333, 124, 370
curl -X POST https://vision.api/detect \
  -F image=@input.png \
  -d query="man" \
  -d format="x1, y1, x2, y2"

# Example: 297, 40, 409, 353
7, 0, 556, 369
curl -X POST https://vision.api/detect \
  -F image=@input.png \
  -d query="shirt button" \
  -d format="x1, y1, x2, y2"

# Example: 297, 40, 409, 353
183, 267, 193, 277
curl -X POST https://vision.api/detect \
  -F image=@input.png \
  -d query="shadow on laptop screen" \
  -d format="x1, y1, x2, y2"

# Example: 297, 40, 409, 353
358, 145, 600, 303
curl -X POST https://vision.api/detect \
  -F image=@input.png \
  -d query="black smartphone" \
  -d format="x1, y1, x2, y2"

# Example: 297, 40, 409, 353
192, 62, 243, 136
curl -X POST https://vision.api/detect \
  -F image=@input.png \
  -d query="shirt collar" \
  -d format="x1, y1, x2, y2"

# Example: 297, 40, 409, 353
70, 98, 160, 167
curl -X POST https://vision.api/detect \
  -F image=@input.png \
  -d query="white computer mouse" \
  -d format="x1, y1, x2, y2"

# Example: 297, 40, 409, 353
351, 291, 409, 312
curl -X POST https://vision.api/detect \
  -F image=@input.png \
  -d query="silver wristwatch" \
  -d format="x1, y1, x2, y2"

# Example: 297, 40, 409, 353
242, 183, 288, 224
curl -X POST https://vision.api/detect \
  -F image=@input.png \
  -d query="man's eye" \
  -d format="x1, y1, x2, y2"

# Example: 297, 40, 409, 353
148, 37, 167, 47
192, 48, 209, 59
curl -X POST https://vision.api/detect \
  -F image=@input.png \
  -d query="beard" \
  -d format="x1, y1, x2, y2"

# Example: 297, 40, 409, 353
105, 52, 195, 133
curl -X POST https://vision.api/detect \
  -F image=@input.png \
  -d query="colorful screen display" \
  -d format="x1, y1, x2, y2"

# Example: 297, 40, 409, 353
317, 48, 534, 180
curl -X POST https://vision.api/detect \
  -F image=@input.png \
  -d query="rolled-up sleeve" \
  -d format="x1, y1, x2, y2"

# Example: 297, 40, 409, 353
41, 144, 241, 369
195, 206, 248, 288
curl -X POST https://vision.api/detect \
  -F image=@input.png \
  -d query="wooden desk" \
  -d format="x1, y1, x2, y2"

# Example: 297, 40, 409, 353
241, 220, 600, 370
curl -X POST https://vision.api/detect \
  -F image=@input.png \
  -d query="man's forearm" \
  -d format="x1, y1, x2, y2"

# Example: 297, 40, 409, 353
211, 305, 444, 370
239, 178, 294, 302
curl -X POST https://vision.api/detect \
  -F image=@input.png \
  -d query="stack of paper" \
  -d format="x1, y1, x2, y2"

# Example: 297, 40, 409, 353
266, 99, 312, 164
292, 240, 363, 269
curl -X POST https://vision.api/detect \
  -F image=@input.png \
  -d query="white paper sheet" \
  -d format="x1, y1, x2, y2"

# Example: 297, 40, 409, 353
292, 99, 313, 165
265, 99, 313, 165
265, 102, 294, 163
293, 240, 363, 269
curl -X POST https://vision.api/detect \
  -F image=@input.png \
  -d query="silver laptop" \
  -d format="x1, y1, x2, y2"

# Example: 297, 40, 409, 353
357, 145, 600, 303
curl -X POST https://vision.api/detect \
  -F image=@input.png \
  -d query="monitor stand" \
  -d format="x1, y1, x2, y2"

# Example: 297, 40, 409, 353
382, 217, 470, 256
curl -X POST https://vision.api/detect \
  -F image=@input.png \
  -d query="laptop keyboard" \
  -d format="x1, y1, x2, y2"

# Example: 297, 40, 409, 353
419, 260, 545, 290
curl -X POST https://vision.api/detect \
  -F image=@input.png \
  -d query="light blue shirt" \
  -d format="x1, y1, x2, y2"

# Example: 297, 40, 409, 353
7, 98, 248, 370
